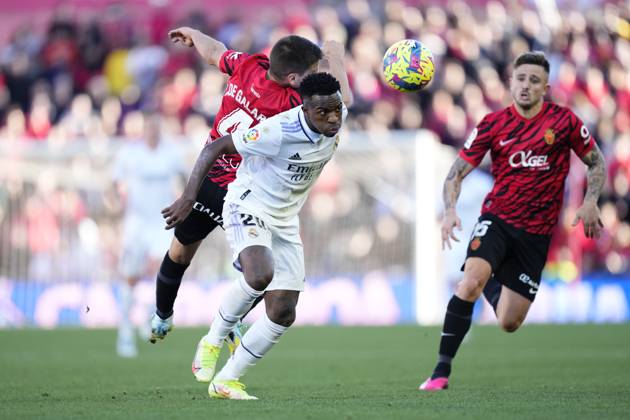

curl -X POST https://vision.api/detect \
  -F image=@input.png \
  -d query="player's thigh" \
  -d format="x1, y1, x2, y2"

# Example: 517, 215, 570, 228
174, 177, 225, 246
495, 286, 531, 332
494, 230, 550, 303
267, 221, 305, 293
456, 257, 493, 299
222, 203, 274, 290
458, 214, 509, 298
264, 289, 300, 326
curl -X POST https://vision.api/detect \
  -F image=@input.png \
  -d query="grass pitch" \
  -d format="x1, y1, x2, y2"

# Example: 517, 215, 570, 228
1, 325, 629, 419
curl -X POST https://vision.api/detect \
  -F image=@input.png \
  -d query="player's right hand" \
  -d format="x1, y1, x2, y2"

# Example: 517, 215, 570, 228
441, 209, 462, 250
168, 27, 196, 47
162, 196, 195, 229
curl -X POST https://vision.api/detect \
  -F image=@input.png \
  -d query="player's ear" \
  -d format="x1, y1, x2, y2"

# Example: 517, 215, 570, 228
286, 73, 301, 88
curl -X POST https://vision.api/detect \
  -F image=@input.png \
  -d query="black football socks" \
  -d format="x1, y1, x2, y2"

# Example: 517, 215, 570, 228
155, 252, 189, 319
432, 295, 474, 379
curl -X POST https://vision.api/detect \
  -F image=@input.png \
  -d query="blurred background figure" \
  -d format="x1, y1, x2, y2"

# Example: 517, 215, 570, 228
111, 112, 185, 357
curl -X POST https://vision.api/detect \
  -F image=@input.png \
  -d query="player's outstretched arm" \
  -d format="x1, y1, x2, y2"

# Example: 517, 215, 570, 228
572, 143, 606, 238
442, 156, 475, 249
162, 135, 237, 229
319, 41, 353, 107
168, 26, 227, 67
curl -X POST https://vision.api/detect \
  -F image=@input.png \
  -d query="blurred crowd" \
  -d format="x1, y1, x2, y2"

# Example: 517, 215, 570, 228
0, 0, 628, 281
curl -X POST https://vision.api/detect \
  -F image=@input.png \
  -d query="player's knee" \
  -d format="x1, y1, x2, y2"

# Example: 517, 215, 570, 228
267, 304, 296, 327
499, 318, 522, 333
457, 276, 486, 299
245, 270, 274, 291
168, 244, 194, 265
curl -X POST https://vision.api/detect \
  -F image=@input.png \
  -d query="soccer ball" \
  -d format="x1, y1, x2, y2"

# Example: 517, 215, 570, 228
382, 39, 435, 92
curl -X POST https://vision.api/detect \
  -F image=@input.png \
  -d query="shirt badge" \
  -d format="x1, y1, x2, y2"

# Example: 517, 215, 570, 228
243, 128, 261, 143
544, 128, 555, 145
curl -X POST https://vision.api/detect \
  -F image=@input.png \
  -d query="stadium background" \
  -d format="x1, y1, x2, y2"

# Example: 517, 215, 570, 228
0, 0, 628, 329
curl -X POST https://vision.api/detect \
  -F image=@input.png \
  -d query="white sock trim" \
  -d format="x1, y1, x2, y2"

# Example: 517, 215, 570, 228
238, 275, 265, 298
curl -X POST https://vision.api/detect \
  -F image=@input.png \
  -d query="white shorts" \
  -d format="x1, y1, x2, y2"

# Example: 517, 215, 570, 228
119, 216, 173, 278
223, 202, 305, 292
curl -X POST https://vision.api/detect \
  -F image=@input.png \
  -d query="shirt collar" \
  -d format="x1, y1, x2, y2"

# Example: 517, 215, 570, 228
298, 107, 322, 143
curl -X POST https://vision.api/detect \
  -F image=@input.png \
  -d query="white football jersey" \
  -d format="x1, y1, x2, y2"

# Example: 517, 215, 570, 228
226, 105, 347, 225
113, 140, 186, 223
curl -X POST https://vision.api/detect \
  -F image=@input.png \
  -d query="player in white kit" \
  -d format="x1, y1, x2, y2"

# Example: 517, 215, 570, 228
162, 73, 348, 399
113, 113, 186, 357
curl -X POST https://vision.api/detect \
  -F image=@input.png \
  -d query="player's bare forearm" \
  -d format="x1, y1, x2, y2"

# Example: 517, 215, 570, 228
320, 41, 353, 107
443, 157, 475, 212
571, 144, 606, 238
169, 27, 227, 67
191, 31, 227, 67
182, 135, 236, 200
163, 135, 236, 229
581, 144, 606, 204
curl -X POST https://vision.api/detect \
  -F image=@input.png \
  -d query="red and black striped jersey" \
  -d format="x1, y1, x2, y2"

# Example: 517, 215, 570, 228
459, 102, 595, 235
206, 50, 302, 188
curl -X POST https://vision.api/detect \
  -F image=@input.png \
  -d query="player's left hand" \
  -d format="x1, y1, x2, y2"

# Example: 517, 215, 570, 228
162, 196, 195, 229
572, 201, 603, 239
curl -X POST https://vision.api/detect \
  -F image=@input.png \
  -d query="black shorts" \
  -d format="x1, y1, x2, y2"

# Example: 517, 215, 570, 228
174, 177, 226, 245
463, 213, 551, 301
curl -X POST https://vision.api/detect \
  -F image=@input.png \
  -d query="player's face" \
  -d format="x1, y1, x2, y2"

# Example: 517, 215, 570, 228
287, 63, 319, 89
510, 64, 549, 110
303, 92, 343, 137
144, 115, 161, 147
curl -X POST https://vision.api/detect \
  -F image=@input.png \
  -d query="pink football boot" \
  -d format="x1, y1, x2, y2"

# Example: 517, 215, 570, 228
419, 376, 449, 391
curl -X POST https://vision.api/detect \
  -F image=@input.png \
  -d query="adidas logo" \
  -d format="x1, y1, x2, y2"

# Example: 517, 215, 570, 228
289, 152, 302, 160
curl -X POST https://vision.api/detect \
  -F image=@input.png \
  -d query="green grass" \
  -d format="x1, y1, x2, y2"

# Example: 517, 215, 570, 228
1, 325, 629, 419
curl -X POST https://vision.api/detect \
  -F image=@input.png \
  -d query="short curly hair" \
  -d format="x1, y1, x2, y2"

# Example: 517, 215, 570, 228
299, 72, 341, 99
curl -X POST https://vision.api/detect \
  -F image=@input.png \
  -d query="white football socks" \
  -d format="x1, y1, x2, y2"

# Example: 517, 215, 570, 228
214, 313, 287, 381
204, 275, 264, 346
118, 283, 133, 330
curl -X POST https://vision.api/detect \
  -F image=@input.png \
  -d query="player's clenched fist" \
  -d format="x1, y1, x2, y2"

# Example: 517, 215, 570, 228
168, 26, 196, 47
162, 196, 195, 229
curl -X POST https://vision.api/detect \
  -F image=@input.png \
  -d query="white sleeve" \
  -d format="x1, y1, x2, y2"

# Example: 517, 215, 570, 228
232, 118, 283, 159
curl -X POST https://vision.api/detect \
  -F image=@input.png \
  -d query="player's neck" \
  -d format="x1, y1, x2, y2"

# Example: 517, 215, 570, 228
513, 100, 544, 119
266, 70, 288, 87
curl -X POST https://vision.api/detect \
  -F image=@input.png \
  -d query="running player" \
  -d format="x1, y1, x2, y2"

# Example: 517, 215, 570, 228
149, 27, 352, 369
419, 51, 607, 390
162, 72, 348, 399
112, 113, 186, 357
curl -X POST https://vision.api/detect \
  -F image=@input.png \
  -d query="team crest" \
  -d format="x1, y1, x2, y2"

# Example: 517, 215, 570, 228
470, 237, 481, 251
243, 128, 261, 143
248, 228, 259, 238
544, 128, 555, 145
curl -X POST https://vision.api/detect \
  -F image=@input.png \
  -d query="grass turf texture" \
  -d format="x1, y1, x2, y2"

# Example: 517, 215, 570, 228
1, 325, 629, 419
